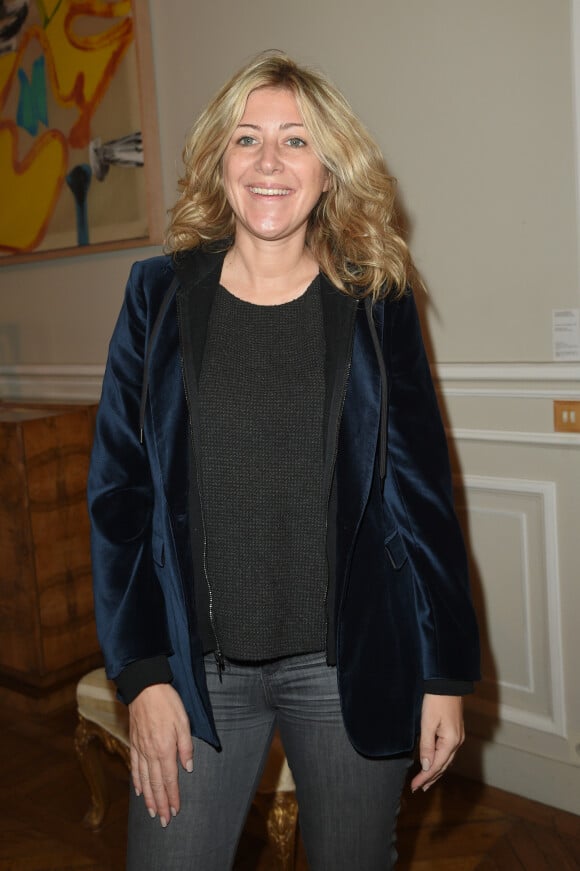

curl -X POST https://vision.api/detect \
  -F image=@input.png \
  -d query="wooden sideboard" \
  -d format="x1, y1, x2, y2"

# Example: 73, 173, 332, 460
0, 401, 103, 711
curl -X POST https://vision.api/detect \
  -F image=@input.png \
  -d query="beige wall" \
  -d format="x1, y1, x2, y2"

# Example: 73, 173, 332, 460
1, 0, 577, 366
1, 0, 579, 812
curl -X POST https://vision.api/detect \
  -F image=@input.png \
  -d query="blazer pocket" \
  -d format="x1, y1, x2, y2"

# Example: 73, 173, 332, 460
384, 529, 408, 570
152, 530, 165, 567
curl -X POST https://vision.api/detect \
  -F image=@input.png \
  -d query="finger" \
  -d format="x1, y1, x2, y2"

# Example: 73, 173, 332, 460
144, 759, 172, 826
137, 757, 160, 820
421, 753, 456, 792
411, 743, 460, 792
177, 731, 194, 776
159, 752, 181, 819
150, 778, 171, 828
418, 713, 439, 775
418, 743, 435, 775
410, 728, 437, 791
411, 734, 461, 791
130, 743, 142, 797
411, 768, 433, 792
134, 747, 179, 823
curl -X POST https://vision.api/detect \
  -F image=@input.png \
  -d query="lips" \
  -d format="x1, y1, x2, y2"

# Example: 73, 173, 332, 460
248, 186, 291, 196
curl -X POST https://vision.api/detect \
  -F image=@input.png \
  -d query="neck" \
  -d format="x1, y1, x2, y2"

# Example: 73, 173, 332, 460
220, 232, 319, 305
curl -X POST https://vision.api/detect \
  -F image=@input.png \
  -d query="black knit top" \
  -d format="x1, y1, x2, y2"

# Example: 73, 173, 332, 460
197, 277, 327, 660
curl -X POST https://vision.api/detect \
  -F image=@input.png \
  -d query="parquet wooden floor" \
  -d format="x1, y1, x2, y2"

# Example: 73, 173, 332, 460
0, 702, 578, 870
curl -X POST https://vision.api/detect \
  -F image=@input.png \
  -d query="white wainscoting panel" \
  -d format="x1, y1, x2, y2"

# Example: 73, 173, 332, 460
456, 476, 565, 739
438, 360, 579, 811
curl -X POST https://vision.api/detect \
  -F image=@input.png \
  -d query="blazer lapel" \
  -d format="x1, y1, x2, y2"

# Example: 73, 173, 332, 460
174, 247, 226, 383
333, 291, 384, 574
320, 273, 358, 495
147, 248, 225, 515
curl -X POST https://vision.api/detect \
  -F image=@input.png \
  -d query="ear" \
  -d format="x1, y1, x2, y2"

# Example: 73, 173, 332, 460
322, 169, 331, 193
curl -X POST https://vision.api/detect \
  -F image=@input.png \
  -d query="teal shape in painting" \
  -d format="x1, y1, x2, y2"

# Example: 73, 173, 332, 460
17, 55, 49, 136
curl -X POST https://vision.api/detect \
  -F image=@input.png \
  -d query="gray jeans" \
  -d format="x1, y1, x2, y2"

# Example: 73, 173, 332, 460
127, 651, 412, 870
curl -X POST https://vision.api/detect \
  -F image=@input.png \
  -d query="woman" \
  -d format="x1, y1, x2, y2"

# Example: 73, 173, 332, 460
88, 51, 480, 870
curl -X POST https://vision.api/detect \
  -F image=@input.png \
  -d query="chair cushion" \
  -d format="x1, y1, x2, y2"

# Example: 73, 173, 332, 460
77, 668, 129, 747
257, 731, 296, 793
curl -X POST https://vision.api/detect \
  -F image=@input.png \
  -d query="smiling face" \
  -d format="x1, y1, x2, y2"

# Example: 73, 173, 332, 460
221, 86, 330, 247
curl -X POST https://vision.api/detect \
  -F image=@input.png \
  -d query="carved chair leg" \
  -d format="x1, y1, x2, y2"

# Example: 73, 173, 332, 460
74, 716, 109, 829
74, 714, 130, 830
253, 791, 299, 871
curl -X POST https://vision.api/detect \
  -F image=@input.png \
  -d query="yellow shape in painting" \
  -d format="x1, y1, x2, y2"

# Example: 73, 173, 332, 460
43, 0, 133, 146
0, 122, 67, 252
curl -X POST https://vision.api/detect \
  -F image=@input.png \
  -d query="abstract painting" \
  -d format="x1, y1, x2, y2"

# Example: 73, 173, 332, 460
0, 0, 162, 263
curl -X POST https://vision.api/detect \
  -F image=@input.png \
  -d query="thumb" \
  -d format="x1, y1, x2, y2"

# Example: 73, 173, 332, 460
419, 731, 436, 773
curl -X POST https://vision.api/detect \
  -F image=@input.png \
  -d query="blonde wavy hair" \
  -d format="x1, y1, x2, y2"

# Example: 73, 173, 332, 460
166, 51, 411, 300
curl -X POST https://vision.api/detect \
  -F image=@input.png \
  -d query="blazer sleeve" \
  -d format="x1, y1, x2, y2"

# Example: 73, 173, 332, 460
382, 289, 480, 686
87, 263, 174, 694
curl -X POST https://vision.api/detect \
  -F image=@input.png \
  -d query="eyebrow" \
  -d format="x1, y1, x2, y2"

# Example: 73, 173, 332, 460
236, 122, 305, 130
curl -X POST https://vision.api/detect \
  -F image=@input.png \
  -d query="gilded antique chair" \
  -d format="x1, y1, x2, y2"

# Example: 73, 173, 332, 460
75, 668, 298, 869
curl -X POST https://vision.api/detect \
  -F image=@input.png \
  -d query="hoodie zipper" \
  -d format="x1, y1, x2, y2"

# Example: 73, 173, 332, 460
324, 309, 356, 660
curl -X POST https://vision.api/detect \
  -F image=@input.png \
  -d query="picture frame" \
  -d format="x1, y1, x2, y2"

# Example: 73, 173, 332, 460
0, 0, 163, 265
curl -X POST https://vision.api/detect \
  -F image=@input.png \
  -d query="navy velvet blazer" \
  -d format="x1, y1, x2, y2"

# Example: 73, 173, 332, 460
88, 247, 480, 757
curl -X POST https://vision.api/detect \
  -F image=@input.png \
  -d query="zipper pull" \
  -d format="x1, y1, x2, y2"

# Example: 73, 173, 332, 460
215, 649, 225, 682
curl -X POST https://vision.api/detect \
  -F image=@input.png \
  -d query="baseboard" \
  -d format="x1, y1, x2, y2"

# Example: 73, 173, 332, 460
454, 735, 580, 815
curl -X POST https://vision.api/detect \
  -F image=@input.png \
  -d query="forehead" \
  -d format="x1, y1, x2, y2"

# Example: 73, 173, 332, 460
239, 86, 303, 122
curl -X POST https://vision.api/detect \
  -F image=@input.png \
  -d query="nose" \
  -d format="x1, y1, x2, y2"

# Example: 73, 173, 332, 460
255, 139, 282, 174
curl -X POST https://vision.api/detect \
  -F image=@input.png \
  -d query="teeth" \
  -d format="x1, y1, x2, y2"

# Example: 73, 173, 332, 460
249, 187, 290, 196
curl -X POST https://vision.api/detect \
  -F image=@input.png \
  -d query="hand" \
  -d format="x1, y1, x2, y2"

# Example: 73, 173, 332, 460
129, 683, 194, 827
410, 694, 464, 794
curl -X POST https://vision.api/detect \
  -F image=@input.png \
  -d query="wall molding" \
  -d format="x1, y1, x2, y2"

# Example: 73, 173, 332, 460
439, 386, 580, 400
455, 735, 580, 815
463, 475, 566, 738
0, 364, 103, 401
2, 361, 579, 401
1, 364, 579, 446
452, 428, 580, 447
435, 362, 580, 383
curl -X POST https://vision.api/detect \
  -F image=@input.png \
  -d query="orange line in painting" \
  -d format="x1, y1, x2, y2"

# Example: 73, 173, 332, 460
63, 4, 133, 147
65, 1, 133, 51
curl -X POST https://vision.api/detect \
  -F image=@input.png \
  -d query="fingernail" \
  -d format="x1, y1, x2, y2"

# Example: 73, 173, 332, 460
170, 806, 177, 818
148, 807, 156, 819
422, 783, 432, 793
160, 816, 168, 828
421, 758, 431, 771
186, 758, 194, 773
135, 787, 141, 797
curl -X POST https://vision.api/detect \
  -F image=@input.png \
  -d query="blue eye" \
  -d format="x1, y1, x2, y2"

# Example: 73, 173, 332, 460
238, 135, 256, 146
287, 137, 306, 148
